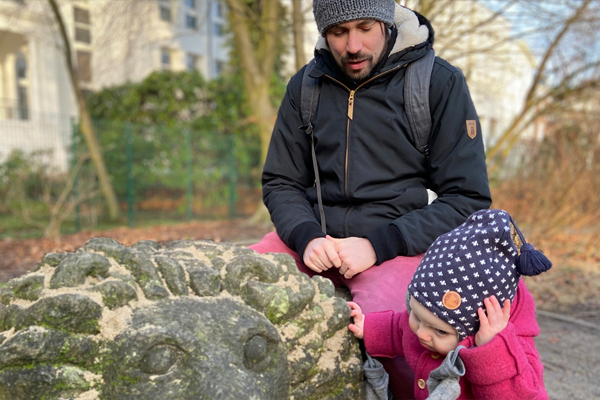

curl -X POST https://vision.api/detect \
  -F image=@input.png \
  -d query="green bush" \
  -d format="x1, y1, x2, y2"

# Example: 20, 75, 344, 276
82, 70, 271, 217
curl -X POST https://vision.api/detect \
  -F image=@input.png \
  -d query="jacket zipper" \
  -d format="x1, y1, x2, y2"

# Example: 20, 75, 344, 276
324, 65, 402, 199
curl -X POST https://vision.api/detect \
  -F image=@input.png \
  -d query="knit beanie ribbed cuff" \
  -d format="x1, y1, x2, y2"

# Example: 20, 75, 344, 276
313, 0, 396, 35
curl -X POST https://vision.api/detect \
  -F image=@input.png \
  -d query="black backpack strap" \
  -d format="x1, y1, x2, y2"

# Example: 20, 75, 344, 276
300, 59, 322, 132
299, 59, 326, 234
404, 49, 436, 159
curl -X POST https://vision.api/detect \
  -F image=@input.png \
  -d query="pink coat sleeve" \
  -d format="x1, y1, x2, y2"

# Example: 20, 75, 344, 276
362, 310, 408, 358
460, 282, 548, 400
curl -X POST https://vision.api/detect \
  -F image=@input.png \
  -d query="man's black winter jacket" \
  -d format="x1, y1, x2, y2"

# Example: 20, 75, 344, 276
262, 8, 492, 264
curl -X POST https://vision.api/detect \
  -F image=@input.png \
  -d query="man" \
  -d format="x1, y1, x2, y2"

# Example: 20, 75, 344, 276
250, 0, 491, 397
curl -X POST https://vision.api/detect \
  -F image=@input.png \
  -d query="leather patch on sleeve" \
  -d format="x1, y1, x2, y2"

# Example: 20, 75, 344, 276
466, 120, 477, 139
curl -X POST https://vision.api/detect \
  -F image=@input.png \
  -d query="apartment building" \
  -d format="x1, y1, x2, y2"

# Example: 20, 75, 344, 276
0, 0, 228, 169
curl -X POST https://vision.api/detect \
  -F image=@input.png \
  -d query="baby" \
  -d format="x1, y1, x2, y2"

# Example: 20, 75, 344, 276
349, 209, 551, 400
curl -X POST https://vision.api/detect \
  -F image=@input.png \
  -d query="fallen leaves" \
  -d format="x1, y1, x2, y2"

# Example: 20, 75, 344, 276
0, 219, 274, 282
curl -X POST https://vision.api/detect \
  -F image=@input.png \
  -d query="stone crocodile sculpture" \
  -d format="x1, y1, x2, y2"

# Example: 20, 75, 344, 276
0, 238, 364, 400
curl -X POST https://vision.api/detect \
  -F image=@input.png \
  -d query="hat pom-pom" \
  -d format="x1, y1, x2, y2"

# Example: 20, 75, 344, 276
516, 243, 552, 276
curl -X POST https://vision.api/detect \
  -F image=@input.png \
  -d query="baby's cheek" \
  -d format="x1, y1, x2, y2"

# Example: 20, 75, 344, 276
408, 317, 419, 336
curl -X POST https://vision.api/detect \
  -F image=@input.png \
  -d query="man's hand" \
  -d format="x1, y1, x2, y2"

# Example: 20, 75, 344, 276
303, 237, 342, 273
327, 236, 377, 279
348, 301, 365, 339
475, 295, 511, 347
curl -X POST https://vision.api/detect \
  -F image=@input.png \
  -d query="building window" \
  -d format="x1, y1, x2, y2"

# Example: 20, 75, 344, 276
17, 86, 28, 120
73, 6, 91, 44
75, 27, 91, 44
73, 5, 92, 86
186, 54, 198, 71
161, 48, 171, 70
184, 0, 198, 30
159, 2, 171, 22
213, 23, 223, 36
15, 51, 28, 120
16, 52, 27, 79
74, 7, 90, 24
185, 14, 197, 29
77, 51, 92, 83
214, 2, 224, 18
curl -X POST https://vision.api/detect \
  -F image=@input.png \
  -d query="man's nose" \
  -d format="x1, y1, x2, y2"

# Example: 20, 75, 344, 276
346, 30, 363, 54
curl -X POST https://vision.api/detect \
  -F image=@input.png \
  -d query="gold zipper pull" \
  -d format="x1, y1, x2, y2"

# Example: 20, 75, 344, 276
348, 90, 355, 120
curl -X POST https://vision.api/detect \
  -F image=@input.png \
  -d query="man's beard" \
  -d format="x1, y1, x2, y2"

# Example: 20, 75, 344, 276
340, 52, 375, 83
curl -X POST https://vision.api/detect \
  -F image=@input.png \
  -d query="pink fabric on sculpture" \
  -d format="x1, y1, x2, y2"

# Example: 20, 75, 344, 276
249, 232, 422, 314
363, 280, 549, 400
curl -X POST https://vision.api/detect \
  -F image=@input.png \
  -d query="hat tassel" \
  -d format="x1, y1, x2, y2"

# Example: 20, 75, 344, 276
516, 243, 552, 276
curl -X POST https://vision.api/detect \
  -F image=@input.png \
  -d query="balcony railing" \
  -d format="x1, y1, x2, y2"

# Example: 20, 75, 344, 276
0, 99, 28, 120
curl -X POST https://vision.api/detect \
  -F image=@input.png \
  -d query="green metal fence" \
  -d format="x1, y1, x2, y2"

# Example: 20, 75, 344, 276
0, 109, 262, 237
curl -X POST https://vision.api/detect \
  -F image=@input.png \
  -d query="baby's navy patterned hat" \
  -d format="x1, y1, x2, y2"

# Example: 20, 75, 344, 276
407, 209, 552, 340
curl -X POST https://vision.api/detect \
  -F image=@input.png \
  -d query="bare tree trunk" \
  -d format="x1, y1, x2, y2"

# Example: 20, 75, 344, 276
224, 0, 280, 225
292, 0, 306, 71
48, 0, 120, 221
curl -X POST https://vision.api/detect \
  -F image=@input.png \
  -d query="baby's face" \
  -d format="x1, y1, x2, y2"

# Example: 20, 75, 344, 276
408, 296, 459, 355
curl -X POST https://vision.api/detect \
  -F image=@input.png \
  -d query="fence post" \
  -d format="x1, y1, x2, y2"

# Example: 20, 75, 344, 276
185, 129, 193, 221
125, 123, 135, 227
71, 117, 81, 232
229, 133, 237, 218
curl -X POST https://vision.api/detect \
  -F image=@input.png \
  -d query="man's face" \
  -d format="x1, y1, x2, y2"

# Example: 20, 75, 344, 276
325, 19, 387, 83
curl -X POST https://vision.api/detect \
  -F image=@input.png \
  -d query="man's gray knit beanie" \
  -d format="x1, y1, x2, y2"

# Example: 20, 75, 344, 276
313, 0, 396, 36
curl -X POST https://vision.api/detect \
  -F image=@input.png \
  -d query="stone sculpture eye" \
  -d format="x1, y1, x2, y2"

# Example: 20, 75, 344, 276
243, 335, 269, 370
138, 344, 179, 375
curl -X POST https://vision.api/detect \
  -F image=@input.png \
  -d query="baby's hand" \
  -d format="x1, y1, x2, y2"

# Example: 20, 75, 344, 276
347, 301, 364, 339
475, 295, 511, 347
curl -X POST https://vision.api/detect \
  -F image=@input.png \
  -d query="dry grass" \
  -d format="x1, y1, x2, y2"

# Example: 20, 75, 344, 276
489, 119, 600, 323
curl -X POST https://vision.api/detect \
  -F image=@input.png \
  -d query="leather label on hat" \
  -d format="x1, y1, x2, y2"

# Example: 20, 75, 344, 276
466, 120, 477, 139
442, 291, 462, 310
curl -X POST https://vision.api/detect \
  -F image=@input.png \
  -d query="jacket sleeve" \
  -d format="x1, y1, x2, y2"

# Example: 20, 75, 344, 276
262, 67, 325, 256
363, 310, 407, 358
459, 281, 548, 399
368, 64, 492, 259
460, 324, 548, 399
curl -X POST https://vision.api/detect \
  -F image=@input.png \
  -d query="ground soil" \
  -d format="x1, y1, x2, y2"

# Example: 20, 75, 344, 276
1, 219, 598, 399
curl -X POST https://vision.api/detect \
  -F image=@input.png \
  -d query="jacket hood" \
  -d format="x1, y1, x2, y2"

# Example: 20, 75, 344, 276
313, 4, 434, 80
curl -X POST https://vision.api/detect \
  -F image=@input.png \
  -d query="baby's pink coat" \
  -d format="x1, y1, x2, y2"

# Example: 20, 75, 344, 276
364, 280, 548, 400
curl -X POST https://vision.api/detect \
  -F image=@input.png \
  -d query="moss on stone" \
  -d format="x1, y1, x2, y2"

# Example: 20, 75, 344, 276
0, 239, 365, 399
88, 280, 138, 310
50, 252, 111, 289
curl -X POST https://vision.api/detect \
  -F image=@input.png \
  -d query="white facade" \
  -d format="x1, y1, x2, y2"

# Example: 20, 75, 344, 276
0, 0, 229, 170
90, 0, 229, 90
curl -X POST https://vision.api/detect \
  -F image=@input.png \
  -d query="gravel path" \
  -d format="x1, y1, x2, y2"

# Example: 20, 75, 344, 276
536, 312, 600, 399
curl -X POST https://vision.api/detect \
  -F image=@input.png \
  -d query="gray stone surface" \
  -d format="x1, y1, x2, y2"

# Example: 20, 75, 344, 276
0, 239, 364, 400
